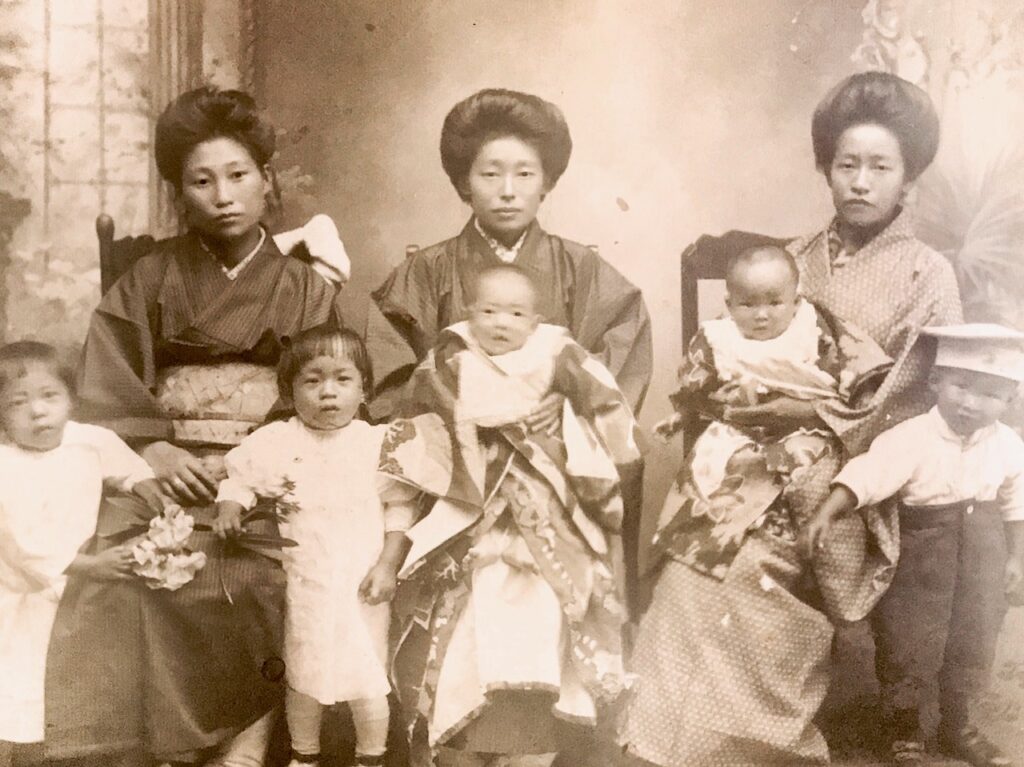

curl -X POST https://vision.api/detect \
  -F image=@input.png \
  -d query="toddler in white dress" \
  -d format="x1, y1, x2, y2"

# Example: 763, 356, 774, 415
214, 327, 415, 767
0, 342, 161, 766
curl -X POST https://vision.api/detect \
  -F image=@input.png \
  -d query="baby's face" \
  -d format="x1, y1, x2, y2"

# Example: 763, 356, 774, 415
0, 362, 71, 451
468, 274, 539, 355
725, 260, 800, 340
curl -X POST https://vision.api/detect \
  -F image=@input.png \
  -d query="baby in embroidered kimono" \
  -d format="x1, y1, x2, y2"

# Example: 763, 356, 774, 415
451, 263, 634, 530
383, 265, 640, 763
652, 245, 891, 618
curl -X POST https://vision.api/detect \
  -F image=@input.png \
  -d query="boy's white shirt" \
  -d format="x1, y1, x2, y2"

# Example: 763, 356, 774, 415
834, 406, 1024, 520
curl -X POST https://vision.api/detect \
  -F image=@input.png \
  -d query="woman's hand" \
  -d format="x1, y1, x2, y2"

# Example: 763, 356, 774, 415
213, 501, 246, 539
74, 546, 135, 581
524, 393, 565, 436
140, 441, 218, 504
358, 562, 398, 605
724, 397, 822, 433
133, 478, 171, 513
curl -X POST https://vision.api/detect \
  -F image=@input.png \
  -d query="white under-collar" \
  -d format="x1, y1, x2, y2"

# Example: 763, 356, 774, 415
474, 217, 528, 263
199, 227, 267, 280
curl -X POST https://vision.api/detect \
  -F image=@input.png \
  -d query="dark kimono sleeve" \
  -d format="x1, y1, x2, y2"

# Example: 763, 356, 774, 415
569, 252, 653, 413
76, 256, 172, 443
365, 252, 446, 421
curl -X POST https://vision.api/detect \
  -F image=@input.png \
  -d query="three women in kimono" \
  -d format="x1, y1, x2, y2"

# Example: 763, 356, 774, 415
37, 68, 970, 767
48, 87, 339, 765
620, 71, 963, 766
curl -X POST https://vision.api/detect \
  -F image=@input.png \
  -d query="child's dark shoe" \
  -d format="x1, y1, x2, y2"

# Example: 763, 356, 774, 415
353, 754, 386, 766
938, 726, 1011, 767
889, 738, 926, 765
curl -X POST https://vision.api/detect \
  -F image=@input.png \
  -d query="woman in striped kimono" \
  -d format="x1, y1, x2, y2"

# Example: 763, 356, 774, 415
46, 86, 339, 767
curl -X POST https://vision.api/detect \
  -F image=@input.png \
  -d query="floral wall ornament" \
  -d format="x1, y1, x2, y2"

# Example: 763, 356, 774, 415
851, 0, 930, 86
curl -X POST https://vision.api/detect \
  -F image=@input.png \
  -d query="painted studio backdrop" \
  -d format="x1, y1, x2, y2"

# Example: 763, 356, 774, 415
1, 0, 1023, 756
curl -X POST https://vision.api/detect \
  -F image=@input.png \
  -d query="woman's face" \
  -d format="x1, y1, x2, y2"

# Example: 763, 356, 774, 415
828, 123, 910, 231
464, 135, 548, 244
179, 136, 270, 244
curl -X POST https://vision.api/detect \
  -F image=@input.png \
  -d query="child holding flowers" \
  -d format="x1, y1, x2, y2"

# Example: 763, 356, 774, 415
213, 327, 415, 767
0, 341, 163, 766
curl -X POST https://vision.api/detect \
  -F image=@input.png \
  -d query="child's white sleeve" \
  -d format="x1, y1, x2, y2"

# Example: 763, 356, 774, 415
378, 472, 420, 534
215, 433, 264, 509
90, 425, 155, 491
998, 429, 1024, 522
383, 500, 417, 533
831, 421, 918, 508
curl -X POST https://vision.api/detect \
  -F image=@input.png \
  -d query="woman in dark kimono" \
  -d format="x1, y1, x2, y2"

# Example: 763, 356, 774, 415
46, 87, 337, 766
365, 89, 652, 765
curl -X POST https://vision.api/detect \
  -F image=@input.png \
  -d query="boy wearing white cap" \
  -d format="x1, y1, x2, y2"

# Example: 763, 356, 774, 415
802, 323, 1024, 767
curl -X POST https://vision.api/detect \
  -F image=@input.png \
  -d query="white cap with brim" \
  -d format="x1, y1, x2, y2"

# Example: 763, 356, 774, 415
922, 323, 1024, 383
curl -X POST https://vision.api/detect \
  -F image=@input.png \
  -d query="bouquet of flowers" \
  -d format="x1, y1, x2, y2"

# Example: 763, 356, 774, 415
129, 505, 207, 591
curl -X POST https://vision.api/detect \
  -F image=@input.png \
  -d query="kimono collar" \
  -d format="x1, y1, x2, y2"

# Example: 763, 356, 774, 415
825, 207, 916, 269
198, 227, 268, 280
926, 405, 999, 449
473, 217, 530, 263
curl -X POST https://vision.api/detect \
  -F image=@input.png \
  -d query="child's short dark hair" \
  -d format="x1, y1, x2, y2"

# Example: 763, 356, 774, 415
725, 245, 800, 292
472, 263, 538, 305
0, 341, 75, 397
276, 326, 373, 401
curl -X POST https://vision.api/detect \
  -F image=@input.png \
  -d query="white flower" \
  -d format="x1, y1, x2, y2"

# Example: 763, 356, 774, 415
130, 506, 207, 591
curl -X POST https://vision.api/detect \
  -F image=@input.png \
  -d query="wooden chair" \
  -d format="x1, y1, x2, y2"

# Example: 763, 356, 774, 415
678, 230, 794, 453
96, 214, 156, 294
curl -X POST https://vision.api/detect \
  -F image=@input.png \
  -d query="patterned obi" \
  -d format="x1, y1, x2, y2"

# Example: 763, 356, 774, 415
155, 363, 279, 448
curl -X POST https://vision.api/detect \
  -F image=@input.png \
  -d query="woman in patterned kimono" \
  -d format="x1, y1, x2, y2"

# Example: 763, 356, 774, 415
45, 87, 338, 766
620, 72, 962, 766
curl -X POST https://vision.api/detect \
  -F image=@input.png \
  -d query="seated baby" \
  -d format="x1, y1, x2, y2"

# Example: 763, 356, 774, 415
652, 245, 892, 619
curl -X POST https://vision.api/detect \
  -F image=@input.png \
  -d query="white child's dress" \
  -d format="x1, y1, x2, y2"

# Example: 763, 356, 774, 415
217, 417, 410, 705
0, 422, 153, 743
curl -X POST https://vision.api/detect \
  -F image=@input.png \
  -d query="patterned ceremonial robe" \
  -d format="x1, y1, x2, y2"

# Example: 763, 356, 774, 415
652, 300, 894, 621
47, 232, 336, 762
379, 325, 642, 763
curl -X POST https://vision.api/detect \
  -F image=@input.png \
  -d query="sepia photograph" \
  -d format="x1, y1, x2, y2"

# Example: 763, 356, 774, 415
1, 1, 1023, 765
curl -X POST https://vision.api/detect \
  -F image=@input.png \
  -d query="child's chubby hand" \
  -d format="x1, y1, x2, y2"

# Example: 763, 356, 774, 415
1006, 556, 1024, 607
358, 562, 398, 605
798, 511, 834, 562
653, 413, 685, 443
83, 545, 136, 581
213, 501, 246, 539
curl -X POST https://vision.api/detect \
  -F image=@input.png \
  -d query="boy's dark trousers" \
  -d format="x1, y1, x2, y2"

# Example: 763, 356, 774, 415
871, 499, 1008, 741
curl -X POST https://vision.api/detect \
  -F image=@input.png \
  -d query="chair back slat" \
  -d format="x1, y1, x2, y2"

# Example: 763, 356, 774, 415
96, 215, 156, 294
